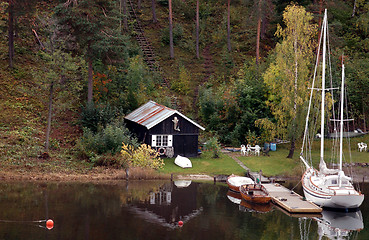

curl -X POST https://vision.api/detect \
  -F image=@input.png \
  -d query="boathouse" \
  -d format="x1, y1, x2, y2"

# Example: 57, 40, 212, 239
124, 100, 205, 158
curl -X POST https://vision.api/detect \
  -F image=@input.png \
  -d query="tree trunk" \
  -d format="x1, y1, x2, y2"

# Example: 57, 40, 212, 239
256, 17, 261, 64
45, 81, 54, 152
363, 102, 367, 132
227, 0, 231, 52
8, 0, 14, 69
196, 0, 199, 59
169, 0, 174, 58
352, 0, 357, 17
138, 0, 141, 10
123, 0, 128, 31
288, 27, 299, 159
119, 0, 122, 32
287, 138, 295, 158
152, 0, 157, 23
87, 57, 93, 103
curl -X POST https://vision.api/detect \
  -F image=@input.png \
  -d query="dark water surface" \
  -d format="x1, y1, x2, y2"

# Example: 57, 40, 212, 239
0, 180, 368, 240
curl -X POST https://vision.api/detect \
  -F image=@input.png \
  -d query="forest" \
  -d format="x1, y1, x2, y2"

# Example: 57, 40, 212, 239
1, 0, 369, 169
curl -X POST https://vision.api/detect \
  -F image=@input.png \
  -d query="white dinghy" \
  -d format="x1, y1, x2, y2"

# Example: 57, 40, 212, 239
226, 174, 254, 192
174, 155, 192, 168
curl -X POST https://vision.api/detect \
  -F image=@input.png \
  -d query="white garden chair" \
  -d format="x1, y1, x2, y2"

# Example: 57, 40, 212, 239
254, 145, 261, 156
358, 142, 365, 152
240, 145, 247, 156
358, 142, 367, 152
246, 144, 252, 156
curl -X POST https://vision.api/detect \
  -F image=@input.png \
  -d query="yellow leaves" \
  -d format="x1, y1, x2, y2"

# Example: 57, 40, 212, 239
121, 143, 164, 170
263, 3, 317, 139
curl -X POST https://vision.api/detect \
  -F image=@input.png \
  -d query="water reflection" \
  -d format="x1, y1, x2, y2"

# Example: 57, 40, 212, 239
226, 190, 242, 205
226, 182, 365, 240
0, 181, 367, 239
125, 180, 202, 230
315, 210, 363, 239
226, 190, 273, 213
239, 200, 273, 214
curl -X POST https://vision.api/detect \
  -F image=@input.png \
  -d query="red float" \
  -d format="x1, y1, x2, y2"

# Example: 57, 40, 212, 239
46, 219, 54, 230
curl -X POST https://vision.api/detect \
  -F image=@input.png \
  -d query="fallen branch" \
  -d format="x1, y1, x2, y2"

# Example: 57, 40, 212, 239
32, 29, 45, 50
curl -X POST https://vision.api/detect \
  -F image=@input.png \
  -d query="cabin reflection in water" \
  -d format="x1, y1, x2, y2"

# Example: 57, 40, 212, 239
127, 181, 202, 229
150, 187, 172, 205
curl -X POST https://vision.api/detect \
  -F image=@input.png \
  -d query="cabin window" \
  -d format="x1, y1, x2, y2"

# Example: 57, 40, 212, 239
151, 135, 173, 147
331, 180, 337, 185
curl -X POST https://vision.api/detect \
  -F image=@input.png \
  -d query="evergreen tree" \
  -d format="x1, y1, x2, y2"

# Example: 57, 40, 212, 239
54, 0, 131, 103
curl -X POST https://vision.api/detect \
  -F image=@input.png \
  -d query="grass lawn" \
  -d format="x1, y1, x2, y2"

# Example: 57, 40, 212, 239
240, 136, 369, 177
159, 151, 246, 176
239, 149, 302, 177
160, 134, 369, 178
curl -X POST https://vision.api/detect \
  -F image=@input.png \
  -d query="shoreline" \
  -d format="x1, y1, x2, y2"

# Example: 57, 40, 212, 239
0, 166, 367, 183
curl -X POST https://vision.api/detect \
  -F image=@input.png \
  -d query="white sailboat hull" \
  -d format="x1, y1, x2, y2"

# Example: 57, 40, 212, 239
302, 170, 364, 209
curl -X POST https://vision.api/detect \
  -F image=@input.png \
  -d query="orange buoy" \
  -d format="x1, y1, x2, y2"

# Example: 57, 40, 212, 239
46, 219, 54, 230
178, 220, 183, 227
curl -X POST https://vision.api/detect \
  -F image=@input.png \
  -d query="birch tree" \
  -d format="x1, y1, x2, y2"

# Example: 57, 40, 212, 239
263, 4, 316, 158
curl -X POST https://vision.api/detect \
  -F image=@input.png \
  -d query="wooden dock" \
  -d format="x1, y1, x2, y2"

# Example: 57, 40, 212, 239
248, 172, 270, 183
263, 183, 322, 213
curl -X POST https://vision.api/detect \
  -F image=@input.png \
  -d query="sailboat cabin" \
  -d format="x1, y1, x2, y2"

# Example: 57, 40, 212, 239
124, 101, 205, 158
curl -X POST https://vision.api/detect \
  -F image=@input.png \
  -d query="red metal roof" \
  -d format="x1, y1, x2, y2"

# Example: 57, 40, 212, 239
125, 100, 205, 130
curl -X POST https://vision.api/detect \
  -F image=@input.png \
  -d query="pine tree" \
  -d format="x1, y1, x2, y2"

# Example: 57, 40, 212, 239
55, 0, 131, 103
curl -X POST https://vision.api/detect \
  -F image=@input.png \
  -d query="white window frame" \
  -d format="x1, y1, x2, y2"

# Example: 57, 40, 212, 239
152, 135, 173, 147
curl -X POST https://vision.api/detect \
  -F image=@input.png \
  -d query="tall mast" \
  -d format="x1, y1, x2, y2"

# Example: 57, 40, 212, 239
339, 58, 345, 171
320, 9, 327, 162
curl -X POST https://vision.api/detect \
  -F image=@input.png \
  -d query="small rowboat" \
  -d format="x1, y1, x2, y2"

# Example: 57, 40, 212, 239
239, 184, 271, 204
227, 174, 254, 192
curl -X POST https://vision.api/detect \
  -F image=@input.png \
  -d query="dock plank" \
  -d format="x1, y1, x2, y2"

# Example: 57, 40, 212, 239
263, 183, 322, 213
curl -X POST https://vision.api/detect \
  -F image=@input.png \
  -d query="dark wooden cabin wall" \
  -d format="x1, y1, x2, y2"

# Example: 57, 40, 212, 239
150, 114, 199, 135
125, 120, 149, 143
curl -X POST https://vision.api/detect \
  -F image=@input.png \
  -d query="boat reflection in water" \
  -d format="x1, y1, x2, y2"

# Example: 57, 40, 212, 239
227, 187, 364, 238
226, 190, 242, 205
314, 210, 364, 239
239, 200, 273, 213
226, 190, 273, 213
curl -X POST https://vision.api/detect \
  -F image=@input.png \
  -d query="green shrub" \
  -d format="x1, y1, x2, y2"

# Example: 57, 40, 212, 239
78, 122, 138, 163
171, 65, 191, 95
161, 24, 184, 45
204, 137, 221, 158
245, 130, 261, 146
92, 153, 129, 169
80, 102, 123, 132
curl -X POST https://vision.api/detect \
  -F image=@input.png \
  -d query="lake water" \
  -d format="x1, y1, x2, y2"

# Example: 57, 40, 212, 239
0, 180, 368, 240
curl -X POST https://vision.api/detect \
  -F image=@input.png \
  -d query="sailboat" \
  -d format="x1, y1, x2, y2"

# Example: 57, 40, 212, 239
299, 9, 364, 209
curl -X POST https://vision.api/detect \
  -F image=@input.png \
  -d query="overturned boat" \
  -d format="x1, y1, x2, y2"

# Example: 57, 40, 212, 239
174, 155, 192, 168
